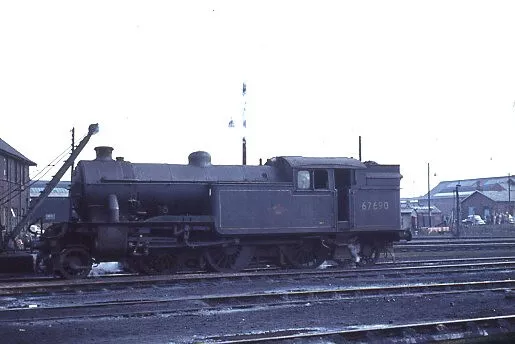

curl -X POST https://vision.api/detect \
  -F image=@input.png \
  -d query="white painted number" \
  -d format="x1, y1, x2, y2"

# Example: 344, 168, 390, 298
361, 201, 389, 211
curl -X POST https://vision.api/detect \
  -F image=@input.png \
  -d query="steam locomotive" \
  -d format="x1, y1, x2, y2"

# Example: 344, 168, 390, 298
36, 145, 408, 278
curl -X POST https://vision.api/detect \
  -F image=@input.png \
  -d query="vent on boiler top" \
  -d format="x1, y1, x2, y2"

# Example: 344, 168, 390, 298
94, 146, 114, 161
188, 151, 211, 167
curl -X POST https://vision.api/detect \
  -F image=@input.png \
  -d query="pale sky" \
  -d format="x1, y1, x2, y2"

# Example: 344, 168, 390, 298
1, 1, 515, 198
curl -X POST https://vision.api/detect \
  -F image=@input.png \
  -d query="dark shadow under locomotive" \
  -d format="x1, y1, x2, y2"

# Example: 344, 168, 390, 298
36, 146, 410, 278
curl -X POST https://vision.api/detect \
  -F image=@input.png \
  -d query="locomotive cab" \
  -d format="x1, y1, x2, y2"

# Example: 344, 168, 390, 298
294, 167, 351, 227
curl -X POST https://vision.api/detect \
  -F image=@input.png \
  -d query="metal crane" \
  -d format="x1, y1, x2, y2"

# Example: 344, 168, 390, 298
2, 123, 99, 249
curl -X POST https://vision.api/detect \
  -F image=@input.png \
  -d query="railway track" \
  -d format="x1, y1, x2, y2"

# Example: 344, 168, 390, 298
1, 254, 510, 283
410, 237, 515, 243
1, 279, 514, 323
202, 314, 515, 343
395, 241, 515, 252
1, 257, 514, 296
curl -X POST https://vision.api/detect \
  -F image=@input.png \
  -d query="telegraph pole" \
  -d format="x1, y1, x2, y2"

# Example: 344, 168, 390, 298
71, 127, 75, 181
509, 173, 512, 215
241, 82, 247, 165
358, 136, 362, 161
70, 127, 75, 219
455, 183, 461, 238
428, 163, 431, 228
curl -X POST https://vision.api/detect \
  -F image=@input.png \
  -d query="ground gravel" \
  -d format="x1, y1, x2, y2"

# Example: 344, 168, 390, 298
1, 286, 514, 344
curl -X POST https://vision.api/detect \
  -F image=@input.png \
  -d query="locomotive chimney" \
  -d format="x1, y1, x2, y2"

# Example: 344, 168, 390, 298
188, 151, 211, 167
94, 146, 114, 161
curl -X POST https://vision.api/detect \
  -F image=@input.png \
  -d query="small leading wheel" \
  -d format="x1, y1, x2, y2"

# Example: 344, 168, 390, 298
56, 247, 92, 279
281, 241, 327, 269
358, 243, 380, 266
204, 245, 255, 273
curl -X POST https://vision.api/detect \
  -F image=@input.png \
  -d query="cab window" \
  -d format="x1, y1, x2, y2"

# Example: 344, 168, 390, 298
297, 169, 329, 190
297, 170, 311, 189
314, 170, 328, 189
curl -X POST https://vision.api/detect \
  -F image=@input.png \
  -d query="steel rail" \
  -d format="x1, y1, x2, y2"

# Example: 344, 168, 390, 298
379, 256, 515, 265
395, 242, 515, 252
204, 314, 515, 343
1, 259, 515, 296
410, 237, 515, 243
1, 279, 513, 322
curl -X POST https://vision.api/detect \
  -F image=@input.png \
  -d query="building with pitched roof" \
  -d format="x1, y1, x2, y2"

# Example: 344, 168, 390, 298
0, 138, 36, 235
29, 180, 71, 226
405, 175, 515, 224
401, 199, 443, 229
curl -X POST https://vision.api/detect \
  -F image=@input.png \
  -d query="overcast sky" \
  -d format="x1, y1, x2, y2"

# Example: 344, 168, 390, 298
1, 1, 515, 198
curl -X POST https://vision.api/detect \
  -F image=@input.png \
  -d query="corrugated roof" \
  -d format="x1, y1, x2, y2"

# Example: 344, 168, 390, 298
0, 138, 36, 166
406, 191, 474, 201
425, 175, 515, 197
466, 190, 515, 203
401, 208, 416, 214
30, 180, 70, 189
408, 205, 442, 214
29, 180, 70, 198
30, 187, 69, 198
432, 191, 475, 198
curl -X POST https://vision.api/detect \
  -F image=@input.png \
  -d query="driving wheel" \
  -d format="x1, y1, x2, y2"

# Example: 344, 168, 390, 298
56, 247, 92, 279
280, 240, 327, 269
204, 245, 255, 272
358, 243, 380, 266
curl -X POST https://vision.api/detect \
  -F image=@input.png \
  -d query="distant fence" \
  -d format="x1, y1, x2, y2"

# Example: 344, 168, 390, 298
457, 224, 515, 237
414, 224, 515, 238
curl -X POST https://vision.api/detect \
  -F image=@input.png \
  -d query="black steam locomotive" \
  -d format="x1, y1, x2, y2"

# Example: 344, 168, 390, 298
36, 145, 408, 278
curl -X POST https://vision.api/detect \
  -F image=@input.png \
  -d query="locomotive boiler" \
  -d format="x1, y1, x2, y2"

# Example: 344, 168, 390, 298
37, 144, 408, 279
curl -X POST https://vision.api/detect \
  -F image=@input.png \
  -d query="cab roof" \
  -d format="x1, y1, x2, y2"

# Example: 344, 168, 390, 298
274, 156, 366, 169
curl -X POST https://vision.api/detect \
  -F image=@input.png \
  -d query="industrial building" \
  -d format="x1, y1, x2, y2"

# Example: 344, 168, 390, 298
405, 175, 515, 226
0, 139, 36, 236
29, 180, 71, 228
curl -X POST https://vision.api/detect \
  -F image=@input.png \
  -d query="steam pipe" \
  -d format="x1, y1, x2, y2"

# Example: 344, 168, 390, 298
108, 194, 120, 223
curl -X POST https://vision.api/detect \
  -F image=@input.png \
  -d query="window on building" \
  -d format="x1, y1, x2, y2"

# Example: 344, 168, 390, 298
1, 157, 5, 179
15, 162, 19, 183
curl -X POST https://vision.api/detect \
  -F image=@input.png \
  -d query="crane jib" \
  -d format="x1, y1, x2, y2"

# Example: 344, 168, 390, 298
4, 124, 99, 244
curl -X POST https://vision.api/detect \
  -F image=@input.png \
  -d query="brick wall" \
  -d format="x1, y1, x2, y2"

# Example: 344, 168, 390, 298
0, 153, 31, 233
461, 192, 496, 222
